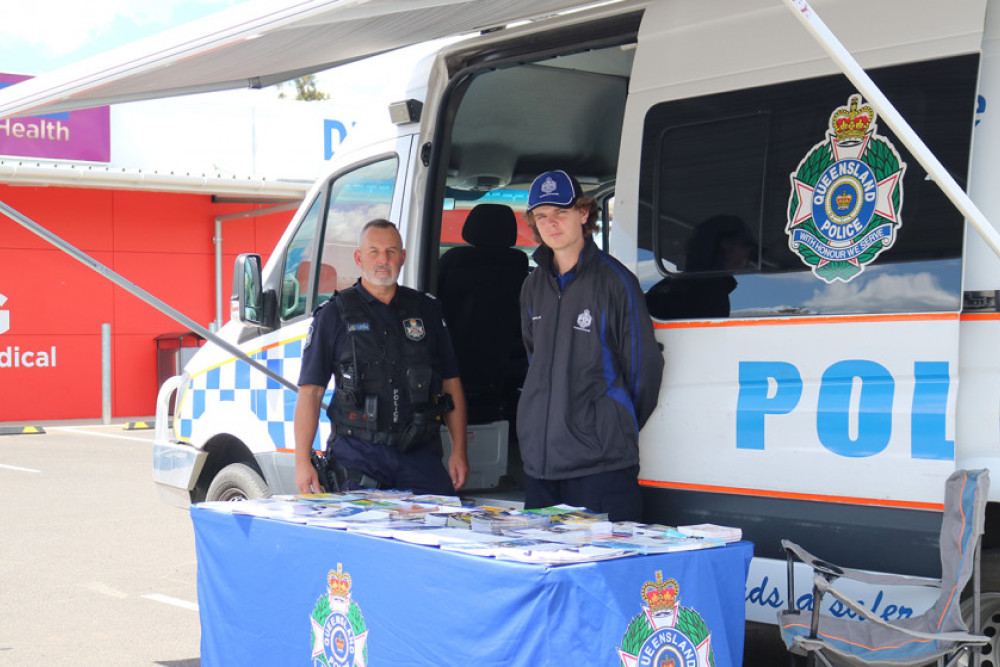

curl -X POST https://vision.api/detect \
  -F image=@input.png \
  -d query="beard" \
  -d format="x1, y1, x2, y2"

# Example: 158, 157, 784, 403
363, 264, 398, 286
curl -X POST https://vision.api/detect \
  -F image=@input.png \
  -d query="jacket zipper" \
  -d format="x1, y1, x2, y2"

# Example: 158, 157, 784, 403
540, 276, 565, 479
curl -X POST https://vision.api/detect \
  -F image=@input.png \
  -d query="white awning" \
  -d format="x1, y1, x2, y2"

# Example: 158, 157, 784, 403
0, 0, 603, 120
0, 159, 311, 199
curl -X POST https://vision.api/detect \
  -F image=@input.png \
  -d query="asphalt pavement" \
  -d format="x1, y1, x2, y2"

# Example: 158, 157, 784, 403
0, 420, 200, 666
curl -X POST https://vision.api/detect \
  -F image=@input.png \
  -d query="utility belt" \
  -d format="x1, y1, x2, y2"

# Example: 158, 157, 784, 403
330, 392, 454, 453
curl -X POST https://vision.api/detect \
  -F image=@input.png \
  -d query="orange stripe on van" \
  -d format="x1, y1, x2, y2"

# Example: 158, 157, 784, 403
653, 312, 958, 330
960, 312, 1000, 321
639, 479, 944, 511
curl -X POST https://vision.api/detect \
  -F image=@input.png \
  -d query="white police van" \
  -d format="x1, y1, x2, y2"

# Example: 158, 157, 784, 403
140, 0, 1000, 634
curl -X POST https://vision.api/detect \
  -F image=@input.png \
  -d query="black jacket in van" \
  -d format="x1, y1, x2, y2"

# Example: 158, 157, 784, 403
517, 236, 664, 480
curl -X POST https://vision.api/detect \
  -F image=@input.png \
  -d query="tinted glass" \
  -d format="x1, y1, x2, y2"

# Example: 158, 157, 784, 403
279, 198, 321, 321
638, 55, 977, 320
316, 157, 399, 304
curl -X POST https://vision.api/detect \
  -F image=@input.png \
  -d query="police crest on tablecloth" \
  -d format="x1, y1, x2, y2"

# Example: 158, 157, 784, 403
618, 571, 715, 667
310, 564, 369, 667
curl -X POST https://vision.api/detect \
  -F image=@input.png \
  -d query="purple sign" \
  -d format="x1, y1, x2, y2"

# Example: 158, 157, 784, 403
0, 73, 110, 162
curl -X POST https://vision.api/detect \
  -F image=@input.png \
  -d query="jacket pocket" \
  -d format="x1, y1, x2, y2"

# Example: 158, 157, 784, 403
594, 394, 638, 461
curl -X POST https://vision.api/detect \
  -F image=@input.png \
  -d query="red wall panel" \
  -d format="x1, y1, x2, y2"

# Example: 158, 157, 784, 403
112, 251, 216, 335
112, 334, 161, 417
0, 186, 114, 251
0, 184, 294, 421
0, 247, 115, 335
0, 334, 102, 420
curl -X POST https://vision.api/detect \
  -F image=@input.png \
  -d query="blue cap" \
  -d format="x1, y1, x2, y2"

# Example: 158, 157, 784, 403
527, 170, 582, 212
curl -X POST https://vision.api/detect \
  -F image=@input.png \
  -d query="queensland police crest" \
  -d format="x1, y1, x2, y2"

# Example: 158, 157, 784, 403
310, 564, 368, 667
402, 318, 425, 341
786, 95, 905, 283
618, 572, 714, 667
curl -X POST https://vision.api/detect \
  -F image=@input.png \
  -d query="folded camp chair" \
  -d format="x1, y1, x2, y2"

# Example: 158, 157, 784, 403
778, 468, 990, 667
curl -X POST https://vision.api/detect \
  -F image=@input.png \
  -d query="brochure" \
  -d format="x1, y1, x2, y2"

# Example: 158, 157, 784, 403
677, 523, 742, 543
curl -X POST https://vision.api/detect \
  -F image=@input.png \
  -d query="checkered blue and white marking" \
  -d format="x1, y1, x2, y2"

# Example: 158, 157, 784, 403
177, 336, 333, 451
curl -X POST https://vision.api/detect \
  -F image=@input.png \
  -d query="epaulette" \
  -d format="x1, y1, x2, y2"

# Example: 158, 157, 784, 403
310, 297, 332, 317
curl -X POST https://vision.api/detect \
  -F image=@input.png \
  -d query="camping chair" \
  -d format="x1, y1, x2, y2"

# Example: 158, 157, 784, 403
778, 468, 990, 667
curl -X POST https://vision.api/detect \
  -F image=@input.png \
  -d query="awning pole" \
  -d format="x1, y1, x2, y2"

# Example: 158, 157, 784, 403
0, 198, 299, 394
782, 0, 1000, 260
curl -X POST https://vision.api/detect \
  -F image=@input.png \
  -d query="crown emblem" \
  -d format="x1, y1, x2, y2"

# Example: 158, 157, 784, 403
836, 192, 852, 209
327, 564, 352, 599
641, 571, 679, 615
831, 95, 874, 144
541, 176, 558, 195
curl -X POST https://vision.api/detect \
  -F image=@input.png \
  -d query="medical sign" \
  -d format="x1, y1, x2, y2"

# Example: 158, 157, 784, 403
0, 73, 110, 162
786, 95, 905, 283
0, 292, 58, 369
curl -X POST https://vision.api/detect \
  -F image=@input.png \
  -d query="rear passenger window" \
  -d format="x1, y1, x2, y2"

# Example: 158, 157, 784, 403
638, 55, 978, 320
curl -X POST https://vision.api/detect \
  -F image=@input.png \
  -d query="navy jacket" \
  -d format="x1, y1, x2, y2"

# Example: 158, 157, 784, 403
517, 236, 664, 480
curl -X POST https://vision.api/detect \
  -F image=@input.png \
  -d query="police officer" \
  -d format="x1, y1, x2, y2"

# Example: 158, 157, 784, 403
294, 219, 469, 495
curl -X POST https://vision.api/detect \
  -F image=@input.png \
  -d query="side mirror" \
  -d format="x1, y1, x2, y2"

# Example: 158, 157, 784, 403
234, 254, 264, 326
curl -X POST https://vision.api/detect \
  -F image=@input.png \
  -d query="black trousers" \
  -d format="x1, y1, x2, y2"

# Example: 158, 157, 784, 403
523, 465, 642, 521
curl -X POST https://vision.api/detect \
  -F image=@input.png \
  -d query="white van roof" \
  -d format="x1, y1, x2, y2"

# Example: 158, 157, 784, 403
0, 0, 603, 120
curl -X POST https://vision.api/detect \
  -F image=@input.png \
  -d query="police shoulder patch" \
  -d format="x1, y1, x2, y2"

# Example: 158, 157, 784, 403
403, 318, 425, 341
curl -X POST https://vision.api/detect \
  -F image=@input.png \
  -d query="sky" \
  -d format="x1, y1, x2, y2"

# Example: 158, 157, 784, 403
0, 0, 446, 105
0, 0, 252, 76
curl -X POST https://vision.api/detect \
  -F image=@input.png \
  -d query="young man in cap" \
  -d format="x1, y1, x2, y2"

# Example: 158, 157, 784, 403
517, 170, 664, 521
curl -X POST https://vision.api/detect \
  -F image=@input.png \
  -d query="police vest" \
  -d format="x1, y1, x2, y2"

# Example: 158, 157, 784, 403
327, 285, 451, 452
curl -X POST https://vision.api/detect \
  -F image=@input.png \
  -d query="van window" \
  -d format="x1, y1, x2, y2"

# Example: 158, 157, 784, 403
315, 157, 399, 305
279, 197, 322, 321
639, 54, 978, 320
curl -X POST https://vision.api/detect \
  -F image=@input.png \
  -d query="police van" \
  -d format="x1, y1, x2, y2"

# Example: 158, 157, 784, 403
121, 0, 1000, 632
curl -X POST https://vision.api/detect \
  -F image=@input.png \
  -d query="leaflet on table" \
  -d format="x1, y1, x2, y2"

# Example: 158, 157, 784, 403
217, 498, 314, 522
522, 505, 610, 526
345, 520, 446, 539
382, 527, 513, 547
508, 526, 725, 554
506, 525, 608, 544
432, 506, 517, 527
304, 507, 391, 528
612, 522, 685, 537
589, 535, 725, 554
470, 511, 551, 534
407, 494, 463, 506
495, 543, 635, 564
441, 537, 570, 558
677, 523, 743, 543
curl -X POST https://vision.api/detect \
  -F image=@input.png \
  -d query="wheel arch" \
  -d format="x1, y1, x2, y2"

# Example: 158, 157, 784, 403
191, 433, 267, 503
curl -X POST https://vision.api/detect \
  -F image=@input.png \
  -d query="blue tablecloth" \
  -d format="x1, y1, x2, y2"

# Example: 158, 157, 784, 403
191, 505, 752, 666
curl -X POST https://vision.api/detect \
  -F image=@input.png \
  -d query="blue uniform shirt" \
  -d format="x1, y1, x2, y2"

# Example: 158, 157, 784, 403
299, 280, 460, 390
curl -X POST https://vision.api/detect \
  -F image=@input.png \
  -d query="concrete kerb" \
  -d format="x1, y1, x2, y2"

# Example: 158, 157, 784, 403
0, 425, 45, 436
0, 417, 155, 436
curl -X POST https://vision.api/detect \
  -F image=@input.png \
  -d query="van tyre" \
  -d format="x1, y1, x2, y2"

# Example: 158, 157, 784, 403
206, 463, 271, 502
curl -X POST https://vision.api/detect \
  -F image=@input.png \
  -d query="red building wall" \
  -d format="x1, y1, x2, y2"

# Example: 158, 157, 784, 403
0, 184, 293, 421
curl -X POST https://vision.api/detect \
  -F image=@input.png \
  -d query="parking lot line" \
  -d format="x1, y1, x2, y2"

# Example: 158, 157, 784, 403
0, 463, 40, 473
49, 426, 152, 443
142, 594, 199, 612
